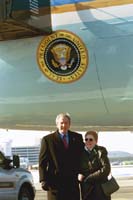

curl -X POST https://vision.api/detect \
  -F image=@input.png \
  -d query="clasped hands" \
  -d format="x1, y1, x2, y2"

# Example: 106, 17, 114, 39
41, 181, 49, 191
78, 173, 85, 182
41, 174, 86, 191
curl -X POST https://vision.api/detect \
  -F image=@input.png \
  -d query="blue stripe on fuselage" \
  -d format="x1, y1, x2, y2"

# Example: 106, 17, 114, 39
51, 0, 91, 6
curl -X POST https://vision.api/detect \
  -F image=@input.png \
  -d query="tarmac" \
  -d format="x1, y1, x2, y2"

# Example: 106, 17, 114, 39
34, 176, 133, 200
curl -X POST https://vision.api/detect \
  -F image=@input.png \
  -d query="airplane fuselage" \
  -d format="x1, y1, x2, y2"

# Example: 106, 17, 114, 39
0, 0, 133, 130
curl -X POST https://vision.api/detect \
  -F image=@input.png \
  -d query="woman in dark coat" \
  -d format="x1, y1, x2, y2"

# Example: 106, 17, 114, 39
78, 131, 111, 200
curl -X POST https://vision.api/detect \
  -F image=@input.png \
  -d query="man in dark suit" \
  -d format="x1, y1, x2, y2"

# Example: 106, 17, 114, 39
39, 113, 84, 200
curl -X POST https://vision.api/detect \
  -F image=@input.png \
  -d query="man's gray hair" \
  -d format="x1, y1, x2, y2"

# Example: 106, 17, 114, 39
55, 113, 71, 125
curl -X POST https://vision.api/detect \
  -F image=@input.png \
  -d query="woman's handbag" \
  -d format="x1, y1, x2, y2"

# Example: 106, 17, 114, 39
93, 148, 120, 196
101, 175, 119, 196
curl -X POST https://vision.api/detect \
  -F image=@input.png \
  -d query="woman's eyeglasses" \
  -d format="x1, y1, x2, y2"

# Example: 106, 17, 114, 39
85, 138, 94, 142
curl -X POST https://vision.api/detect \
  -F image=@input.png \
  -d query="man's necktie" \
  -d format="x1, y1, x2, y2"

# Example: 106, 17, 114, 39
62, 135, 68, 149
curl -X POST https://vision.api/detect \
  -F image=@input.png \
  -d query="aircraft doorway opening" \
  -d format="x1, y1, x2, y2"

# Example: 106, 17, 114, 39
0, 0, 12, 21
0, 0, 52, 41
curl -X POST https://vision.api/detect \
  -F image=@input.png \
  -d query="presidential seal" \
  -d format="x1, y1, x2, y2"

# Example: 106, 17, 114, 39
37, 30, 88, 83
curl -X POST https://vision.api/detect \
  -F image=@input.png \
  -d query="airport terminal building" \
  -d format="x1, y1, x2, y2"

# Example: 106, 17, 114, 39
12, 145, 40, 165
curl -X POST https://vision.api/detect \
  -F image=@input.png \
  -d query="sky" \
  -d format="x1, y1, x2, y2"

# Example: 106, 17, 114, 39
98, 131, 133, 154
0, 129, 133, 155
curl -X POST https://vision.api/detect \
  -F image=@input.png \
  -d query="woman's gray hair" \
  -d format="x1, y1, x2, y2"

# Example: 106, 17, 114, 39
55, 113, 71, 125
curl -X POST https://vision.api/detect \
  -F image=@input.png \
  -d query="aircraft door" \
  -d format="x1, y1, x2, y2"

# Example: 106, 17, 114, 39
12, 0, 52, 32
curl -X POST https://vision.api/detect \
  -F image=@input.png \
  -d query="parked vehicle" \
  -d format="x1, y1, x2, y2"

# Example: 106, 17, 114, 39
0, 151, 35, 200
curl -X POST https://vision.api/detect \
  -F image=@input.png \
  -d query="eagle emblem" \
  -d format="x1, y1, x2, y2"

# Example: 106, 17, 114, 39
51, 44, 74, 70
37, 30, 88, 83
